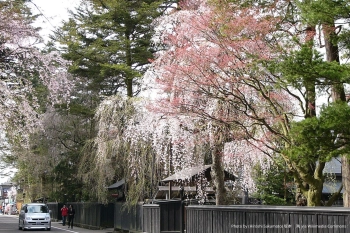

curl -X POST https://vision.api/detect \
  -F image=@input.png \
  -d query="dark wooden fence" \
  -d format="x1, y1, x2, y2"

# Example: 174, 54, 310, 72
143, 199, 184, 233
47, 202, 114, 229
49, 202, 350, 233
143, 204, 160, 233
74, 202, 114, 229
186, 205, 350, 233
114, 202, 143, 232
47, 203, 63, 222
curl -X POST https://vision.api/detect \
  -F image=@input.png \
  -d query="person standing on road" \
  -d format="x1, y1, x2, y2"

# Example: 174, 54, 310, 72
61, 205, 68, 226
67, 205, 75, 229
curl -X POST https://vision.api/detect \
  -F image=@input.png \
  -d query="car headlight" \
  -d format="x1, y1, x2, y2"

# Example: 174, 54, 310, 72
25, 217, 32, 220
46, 214, 50, 220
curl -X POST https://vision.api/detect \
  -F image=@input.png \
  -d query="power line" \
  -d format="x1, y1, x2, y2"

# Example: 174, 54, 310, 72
27, 0, 55, 29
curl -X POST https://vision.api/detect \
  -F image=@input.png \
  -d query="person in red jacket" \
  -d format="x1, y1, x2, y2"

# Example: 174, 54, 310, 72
61, 205, 68, 226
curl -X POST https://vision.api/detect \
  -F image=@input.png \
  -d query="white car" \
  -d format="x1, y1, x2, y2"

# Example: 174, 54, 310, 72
18, 203, 51, 231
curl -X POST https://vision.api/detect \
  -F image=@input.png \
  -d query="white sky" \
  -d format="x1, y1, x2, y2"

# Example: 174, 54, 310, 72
29, 0, 81, 41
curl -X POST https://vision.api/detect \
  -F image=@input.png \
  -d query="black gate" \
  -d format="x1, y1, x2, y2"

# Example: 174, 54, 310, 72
143, 199, 184, 233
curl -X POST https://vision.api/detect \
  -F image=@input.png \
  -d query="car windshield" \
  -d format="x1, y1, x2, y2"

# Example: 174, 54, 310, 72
26, 205, 49, 213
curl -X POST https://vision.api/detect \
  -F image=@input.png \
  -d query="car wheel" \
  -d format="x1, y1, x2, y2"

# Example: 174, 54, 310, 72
47, 228, 51, 231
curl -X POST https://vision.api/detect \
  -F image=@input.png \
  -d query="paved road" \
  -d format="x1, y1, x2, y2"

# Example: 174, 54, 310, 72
0, 214, 114, 233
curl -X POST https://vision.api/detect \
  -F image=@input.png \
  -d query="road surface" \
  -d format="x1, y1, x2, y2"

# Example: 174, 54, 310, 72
0, 214, 114, 233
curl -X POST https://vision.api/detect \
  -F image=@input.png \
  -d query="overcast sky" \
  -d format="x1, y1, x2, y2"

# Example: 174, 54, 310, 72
30, 0, 81, 41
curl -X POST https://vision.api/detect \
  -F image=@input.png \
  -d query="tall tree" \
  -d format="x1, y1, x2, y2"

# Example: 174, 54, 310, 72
148, 0, 289, 204
296, 0, 350, 207
148, 0, 350, 206
53, 0, 164, 98
0, 0, 74, 200
50, 0, 168, 203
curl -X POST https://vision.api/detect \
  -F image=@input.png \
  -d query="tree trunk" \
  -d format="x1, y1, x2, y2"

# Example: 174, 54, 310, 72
306, 189, 322, 206
324, 28, 346, 102
125, 33, 133, 97
294, 161, 325, 206
210, 125, 227, 206
306, 184, 323, 206
211, 144, 226, 205
342, 157, 350, 206
323, 24, 348, 207
294, 25, 318, 206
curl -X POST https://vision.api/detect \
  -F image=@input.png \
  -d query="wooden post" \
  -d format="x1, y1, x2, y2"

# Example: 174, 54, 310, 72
168, 181, 172, 199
